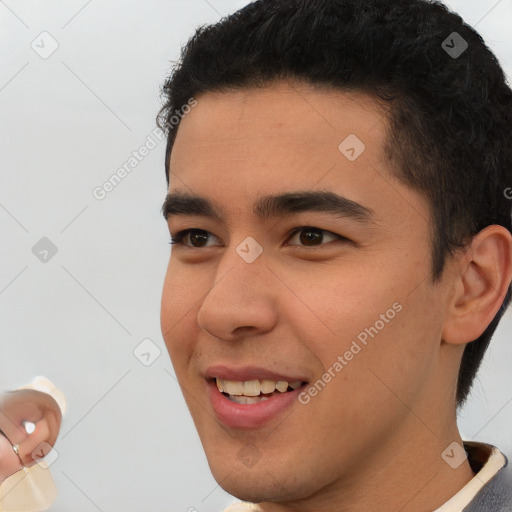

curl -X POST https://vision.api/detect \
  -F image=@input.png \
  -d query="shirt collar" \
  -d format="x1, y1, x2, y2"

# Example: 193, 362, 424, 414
433, 441, 506, 512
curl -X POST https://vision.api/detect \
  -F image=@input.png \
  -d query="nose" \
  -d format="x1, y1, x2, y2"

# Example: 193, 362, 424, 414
196, 252, 278, 341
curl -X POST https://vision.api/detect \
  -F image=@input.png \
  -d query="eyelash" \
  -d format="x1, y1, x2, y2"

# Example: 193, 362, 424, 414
168, 227, 348, 248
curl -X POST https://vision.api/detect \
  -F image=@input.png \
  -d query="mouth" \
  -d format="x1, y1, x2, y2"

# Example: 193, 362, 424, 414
215, 377, 305, 404
204, 370, 309, 429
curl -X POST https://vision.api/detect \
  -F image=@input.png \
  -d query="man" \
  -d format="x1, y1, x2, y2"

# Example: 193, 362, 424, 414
157, 0, 512, 510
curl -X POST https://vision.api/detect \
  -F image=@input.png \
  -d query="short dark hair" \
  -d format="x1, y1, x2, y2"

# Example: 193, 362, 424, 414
157, 0, 512, 408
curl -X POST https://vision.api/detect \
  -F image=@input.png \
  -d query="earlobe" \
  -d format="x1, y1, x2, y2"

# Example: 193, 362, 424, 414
442, 225, 512, 345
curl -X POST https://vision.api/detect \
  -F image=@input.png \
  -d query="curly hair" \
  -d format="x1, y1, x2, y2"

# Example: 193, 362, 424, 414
157, 0, 512, 408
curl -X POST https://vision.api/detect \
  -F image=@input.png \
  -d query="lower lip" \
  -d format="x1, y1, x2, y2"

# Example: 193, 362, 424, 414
206, 380, 306, 429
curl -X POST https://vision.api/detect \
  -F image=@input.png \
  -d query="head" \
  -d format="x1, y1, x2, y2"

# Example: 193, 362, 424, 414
158, 0, 512, 505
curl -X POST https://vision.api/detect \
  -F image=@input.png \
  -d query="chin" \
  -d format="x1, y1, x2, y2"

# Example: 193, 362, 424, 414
206, 453, 316, 505
212, 472, 286, 504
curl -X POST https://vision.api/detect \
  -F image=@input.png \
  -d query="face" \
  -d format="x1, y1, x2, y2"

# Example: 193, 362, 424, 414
160, 81, 456, 504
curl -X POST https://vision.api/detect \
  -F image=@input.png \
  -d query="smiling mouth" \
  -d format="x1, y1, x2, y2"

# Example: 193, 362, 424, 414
214, 377, 307, 404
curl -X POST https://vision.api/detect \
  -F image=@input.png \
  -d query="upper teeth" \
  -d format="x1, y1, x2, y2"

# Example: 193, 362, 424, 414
216, 378, 302, 396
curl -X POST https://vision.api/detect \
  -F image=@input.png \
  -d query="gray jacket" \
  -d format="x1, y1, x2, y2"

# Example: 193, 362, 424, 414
465, 453, 512, 511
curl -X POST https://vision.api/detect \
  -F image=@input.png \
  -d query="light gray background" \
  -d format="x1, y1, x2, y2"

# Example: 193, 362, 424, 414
0, 1, 511, 510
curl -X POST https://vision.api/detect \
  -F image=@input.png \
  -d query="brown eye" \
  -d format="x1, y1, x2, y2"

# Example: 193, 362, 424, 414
187, 230, 210, 247
298, 229, 323, 246
287, 227, 345, 247
170, 229, 221, 248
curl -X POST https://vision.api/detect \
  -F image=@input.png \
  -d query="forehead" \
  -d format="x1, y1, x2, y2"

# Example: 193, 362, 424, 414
172, 81, 387, 160
167, 81, 428, 229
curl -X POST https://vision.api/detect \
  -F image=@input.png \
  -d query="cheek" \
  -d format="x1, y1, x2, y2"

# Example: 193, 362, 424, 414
161, 258, 196, 325
325, 287, 441, 416
280, 260, 403, 356
160, 260, 207, 372
294, 302, 435, 460
292, 260, 438, 401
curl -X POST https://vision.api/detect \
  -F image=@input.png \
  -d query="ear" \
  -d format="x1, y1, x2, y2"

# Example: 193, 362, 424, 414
442, 225, 512, 345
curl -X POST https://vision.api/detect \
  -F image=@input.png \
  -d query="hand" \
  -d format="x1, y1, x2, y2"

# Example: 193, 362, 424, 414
0, 388, 62, 482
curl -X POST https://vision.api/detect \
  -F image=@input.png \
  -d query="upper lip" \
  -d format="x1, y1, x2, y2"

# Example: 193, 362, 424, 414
204, 365, 309, 383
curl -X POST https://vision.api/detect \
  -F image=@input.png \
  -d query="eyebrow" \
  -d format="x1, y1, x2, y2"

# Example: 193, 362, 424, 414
162, 190, 376, 225
162, 190, 375, 224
